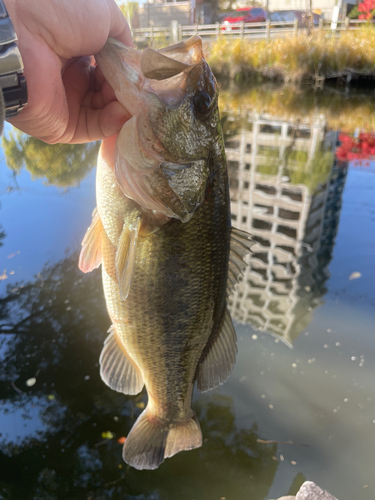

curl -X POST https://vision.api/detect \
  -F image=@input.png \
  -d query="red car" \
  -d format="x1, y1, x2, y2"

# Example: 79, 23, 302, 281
221, 7, 267, 30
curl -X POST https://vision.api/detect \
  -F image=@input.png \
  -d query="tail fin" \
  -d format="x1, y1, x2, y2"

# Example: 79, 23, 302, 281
123, 408, 202, 470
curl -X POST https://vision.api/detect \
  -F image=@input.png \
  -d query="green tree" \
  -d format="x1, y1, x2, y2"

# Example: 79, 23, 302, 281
348, 5, 360, 18
2, 131, 99, 188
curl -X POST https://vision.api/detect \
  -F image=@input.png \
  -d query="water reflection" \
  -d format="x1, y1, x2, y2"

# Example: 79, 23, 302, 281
0, 254, 279, 499
2, 131, 99, 188
224, 111, 348, 344
1, 84, 375, 498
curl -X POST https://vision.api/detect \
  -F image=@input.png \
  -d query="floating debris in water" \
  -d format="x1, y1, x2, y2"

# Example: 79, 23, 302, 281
7, 251, 20, 259
349, 272, 361, 280
26, 378, 36, 387
101, 431, 114, 440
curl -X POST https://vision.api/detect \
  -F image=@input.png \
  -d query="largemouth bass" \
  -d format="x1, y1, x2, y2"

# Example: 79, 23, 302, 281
79, 36, 252, 470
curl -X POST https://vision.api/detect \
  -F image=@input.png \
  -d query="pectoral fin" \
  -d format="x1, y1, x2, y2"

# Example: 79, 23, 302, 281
227, 227, 254, 294
116, 218, 141, 301
100, 326, 144, 395
196, 308, 237, 393
79, 208, 103, 273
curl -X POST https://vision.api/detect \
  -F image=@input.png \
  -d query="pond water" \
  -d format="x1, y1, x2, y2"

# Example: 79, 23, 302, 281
1, 85, 375, 500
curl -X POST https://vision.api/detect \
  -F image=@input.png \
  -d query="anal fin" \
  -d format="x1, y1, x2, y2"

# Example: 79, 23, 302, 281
197, 308, 237, 393
228, 227, 254, 293
116, 218, 141, 301
79, 208, 103, 273
99, 326, 144, 395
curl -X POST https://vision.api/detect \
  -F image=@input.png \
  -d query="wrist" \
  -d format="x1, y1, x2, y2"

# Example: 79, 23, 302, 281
0, 0, 27, 119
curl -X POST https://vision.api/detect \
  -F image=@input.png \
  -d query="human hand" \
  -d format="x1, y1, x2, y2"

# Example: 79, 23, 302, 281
5, 0, 133, 144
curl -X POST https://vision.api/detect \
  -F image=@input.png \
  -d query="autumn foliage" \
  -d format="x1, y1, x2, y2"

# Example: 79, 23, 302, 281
358, 0, 375, 20
336, 133, 375, 161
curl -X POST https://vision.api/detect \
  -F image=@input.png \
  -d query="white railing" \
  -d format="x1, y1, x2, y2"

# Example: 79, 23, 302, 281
133, 18, 375, 44
181, 20, 298, 39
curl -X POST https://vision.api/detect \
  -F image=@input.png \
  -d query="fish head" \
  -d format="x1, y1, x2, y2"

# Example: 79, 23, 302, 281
95, 36, 221, 223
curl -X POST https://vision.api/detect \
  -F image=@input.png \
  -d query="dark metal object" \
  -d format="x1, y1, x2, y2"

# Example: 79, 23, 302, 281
0, 0, 27, 118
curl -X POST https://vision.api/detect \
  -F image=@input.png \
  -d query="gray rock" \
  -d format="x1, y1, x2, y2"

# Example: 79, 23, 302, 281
296, 481, 338, 500
276, 481, 338, 500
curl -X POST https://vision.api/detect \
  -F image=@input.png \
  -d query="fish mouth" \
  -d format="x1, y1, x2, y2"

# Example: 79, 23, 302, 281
95, 36, 205, 117
95, 37, 215, 222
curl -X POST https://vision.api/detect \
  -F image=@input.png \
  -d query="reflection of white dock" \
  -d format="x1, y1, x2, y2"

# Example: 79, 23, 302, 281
226, 113, 345, 344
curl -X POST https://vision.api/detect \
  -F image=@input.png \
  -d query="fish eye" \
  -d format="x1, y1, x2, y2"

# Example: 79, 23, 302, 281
193, 91, 212, 117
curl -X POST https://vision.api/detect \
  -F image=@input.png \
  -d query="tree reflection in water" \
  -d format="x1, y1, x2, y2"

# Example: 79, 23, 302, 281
0, 254, 278, 500
2, 132, 99, 188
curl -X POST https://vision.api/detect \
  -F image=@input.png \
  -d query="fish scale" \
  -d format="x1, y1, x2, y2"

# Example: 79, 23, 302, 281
99, 158, 230, 416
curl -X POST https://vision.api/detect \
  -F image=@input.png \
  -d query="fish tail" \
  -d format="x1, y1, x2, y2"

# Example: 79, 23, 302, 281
123, 408, 202, 470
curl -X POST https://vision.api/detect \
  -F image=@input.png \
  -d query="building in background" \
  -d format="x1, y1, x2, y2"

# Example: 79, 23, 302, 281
138, 0, 197, 27
224, 111, 347, 345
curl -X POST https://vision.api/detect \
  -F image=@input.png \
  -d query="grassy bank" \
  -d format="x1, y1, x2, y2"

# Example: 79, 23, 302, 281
218, 85, 375, 132
207, 27, 375, 84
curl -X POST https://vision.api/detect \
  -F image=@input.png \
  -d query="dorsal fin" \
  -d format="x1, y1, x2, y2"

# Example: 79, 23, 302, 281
227, 227, 254, 294
79, 208, 103, 273
196, 308, 237, 393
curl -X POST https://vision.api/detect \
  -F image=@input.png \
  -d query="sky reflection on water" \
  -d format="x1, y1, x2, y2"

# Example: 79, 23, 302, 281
0, 86, 375, 500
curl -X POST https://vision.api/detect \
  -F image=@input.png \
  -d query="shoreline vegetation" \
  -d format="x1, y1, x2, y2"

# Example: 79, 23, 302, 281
206, 27, 375, 86
218, 85, 375, 132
